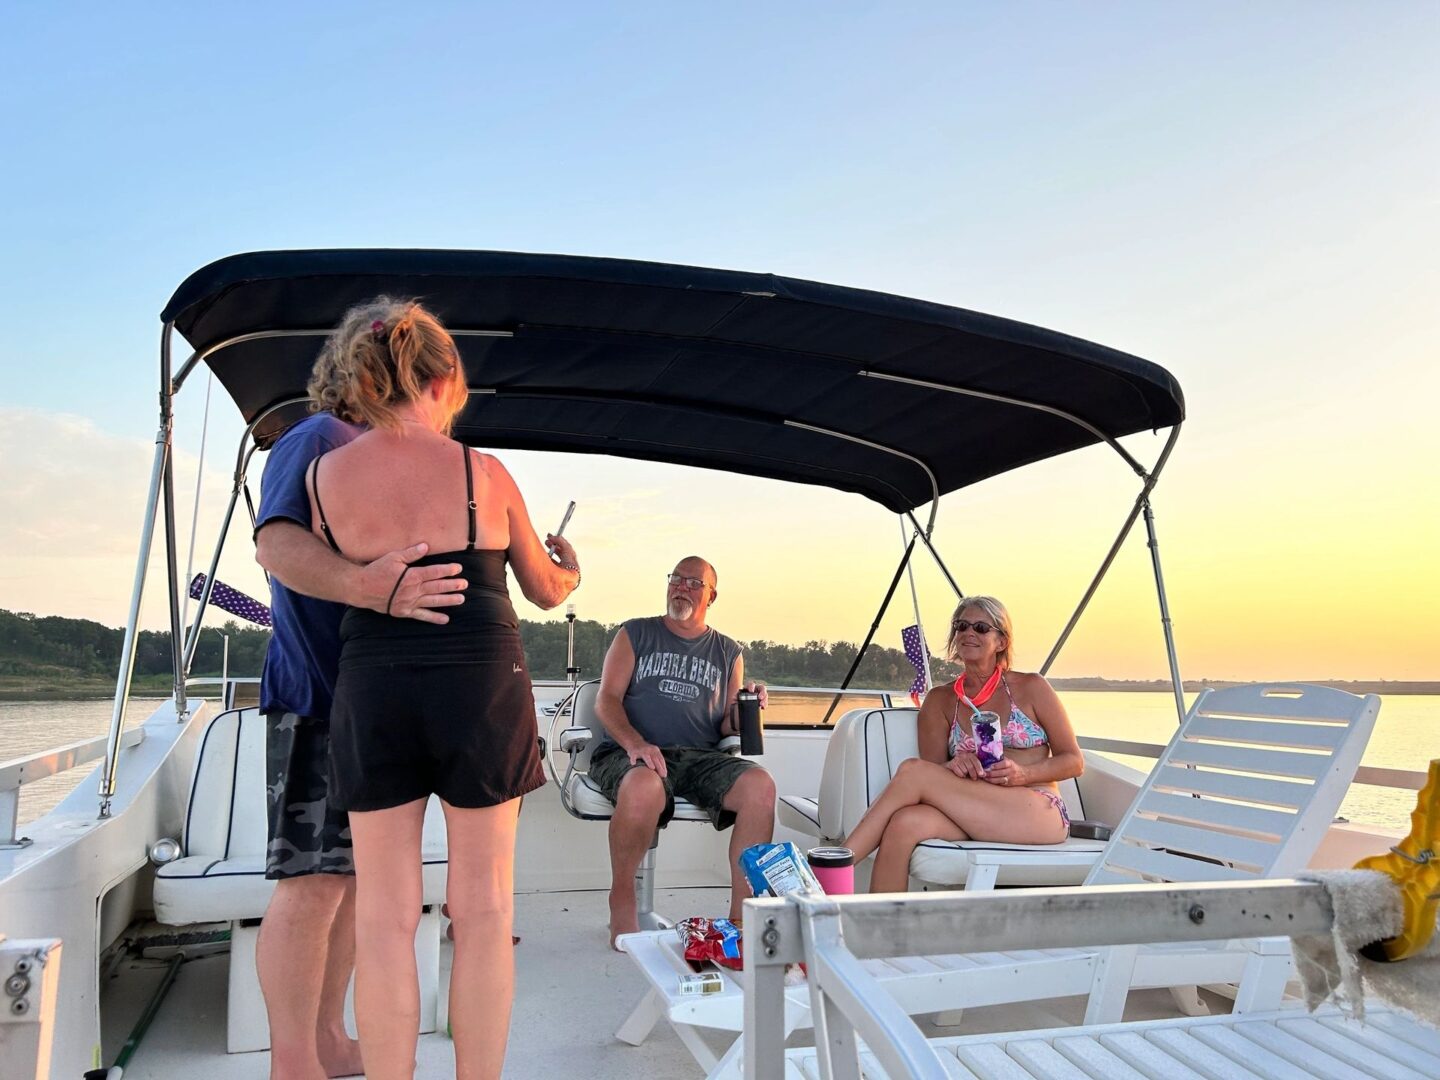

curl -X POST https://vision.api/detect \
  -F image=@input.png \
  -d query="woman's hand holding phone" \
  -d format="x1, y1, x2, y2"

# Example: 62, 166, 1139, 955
545, 533, 577, 566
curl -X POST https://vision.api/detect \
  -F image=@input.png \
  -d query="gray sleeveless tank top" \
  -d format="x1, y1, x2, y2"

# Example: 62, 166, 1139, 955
601, 616, 742, 750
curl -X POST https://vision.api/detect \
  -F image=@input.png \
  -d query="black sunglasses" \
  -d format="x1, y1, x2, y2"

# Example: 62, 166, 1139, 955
952, 619, 998, 635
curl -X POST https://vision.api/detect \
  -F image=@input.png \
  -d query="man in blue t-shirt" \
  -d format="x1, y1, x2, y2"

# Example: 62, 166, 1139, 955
252, 410, 465, 1077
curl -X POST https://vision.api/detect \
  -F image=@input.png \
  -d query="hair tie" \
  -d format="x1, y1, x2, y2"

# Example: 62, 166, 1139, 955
371, 319, 386, 338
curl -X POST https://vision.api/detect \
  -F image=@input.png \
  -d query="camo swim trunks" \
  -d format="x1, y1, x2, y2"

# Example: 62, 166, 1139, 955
587, 743, 760, 831
265, 711, 354, 878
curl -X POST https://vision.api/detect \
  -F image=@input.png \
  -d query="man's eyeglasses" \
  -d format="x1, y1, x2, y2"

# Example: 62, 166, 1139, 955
667, 573, 711, 591
952, 619, 998, 635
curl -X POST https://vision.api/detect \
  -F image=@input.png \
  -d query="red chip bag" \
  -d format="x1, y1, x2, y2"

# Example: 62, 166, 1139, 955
675, 917, 744, 971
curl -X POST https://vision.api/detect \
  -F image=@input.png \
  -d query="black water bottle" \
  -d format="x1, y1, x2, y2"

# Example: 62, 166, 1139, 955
737, 689, 764, 755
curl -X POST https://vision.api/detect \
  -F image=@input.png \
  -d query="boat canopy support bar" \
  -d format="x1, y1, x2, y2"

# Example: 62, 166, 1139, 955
1143, 497, 1186, 725
157, 322, 190, 719
162, 431, 187, 717
171, 327, 515, 394
182, 397, 305, 661
821, 535, 919, 725
903, 510, 963, 599
99, 379, 172, 814
1037, 424, 1185, 724
858, 369, 1152, 480
181, 440, 262, 674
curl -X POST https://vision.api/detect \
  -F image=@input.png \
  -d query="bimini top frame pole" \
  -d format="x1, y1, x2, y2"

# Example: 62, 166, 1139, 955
99, 323, 187, 815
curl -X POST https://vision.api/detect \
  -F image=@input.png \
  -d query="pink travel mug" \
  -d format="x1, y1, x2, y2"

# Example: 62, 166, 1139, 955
807, 847, 855, 894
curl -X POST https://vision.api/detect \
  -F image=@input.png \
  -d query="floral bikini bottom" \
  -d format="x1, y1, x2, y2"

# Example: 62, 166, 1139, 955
1036, 788, 1071, 833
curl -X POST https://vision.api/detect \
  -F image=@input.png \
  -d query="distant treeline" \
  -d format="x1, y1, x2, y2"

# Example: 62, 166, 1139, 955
5, 609, 1433, 695
0, 608, 267, 680
0, 608, 959, 691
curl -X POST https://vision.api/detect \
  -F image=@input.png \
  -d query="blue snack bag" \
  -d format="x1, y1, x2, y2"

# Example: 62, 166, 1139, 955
712, 919, 743, 963
738, 841, 824, 897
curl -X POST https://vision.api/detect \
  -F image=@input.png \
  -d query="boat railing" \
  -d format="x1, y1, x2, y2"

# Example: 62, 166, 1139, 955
12, 681, 1422, 850
539, 680, 1429, 794
535, 680, 900, 723
0, 727, 146, 848
182, 675, 260, 712
2, 677, 257, 846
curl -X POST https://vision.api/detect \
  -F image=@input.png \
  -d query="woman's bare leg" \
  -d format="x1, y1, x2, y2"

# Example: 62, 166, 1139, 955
843, 757, 957, 861
914, 780, 1069, 845
870, 805, 967, 893
442, 797, 521, 1080
348, 798, 428, 1079
845, 758, 1067, 865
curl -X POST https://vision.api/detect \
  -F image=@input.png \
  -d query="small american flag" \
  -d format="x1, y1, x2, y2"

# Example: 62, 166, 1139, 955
189, 574, 272, 628
901, 625, 929, 706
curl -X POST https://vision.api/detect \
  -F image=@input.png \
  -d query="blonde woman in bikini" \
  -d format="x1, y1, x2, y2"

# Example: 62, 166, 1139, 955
842, 596, 1083, 893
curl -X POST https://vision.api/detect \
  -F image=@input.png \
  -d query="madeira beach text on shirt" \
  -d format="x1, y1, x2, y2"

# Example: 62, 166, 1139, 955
633, 650, 724, 702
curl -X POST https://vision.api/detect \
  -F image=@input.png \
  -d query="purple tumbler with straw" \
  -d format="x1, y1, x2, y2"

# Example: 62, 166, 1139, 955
972, 710, 1004, 769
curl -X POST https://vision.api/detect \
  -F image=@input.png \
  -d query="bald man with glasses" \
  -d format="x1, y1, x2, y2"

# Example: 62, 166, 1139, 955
590, 555, 774, 946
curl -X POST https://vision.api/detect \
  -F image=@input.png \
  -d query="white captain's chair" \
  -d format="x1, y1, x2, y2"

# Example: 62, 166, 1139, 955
549, 680, 739, 930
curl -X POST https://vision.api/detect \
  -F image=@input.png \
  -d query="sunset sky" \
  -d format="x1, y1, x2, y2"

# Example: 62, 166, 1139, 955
1, 4, 1435, 683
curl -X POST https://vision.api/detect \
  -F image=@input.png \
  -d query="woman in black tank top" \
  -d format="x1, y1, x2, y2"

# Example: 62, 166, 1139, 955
304, 298, 580, 1078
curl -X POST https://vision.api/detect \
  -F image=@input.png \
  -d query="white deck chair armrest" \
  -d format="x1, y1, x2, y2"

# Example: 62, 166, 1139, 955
717, 735, 742, 756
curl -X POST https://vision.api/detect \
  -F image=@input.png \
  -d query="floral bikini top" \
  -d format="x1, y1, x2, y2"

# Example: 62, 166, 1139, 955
948, 672, 1050, 758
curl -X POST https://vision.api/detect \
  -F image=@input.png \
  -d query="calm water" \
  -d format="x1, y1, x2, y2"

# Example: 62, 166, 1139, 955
2, 693, 1435, 829
1062, 692, 1437, 833
0, 698, 166, 825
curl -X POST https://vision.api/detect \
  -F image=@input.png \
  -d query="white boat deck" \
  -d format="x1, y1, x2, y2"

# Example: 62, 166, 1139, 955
102, 885, 1240, 1078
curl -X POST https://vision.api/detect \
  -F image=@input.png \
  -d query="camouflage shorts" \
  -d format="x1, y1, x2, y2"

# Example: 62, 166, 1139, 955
587, 743, 761, 831
265, 711, 354, 879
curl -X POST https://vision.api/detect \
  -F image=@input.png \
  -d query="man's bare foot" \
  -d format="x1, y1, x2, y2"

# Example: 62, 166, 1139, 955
317, 1031, 363, 1078
609, 888, 639, 951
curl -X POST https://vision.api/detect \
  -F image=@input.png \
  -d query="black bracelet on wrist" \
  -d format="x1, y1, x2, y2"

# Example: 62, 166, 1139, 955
559, 560, 580, 588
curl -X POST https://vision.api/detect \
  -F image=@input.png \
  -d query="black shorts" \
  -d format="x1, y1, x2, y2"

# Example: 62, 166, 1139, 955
265, 711, 354, 879
328, 636, 546, 813
587, 743, 761, 831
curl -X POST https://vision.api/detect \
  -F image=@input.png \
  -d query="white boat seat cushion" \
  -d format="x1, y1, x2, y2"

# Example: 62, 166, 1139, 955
776, 795, 821, 835
153, 707, 448, 926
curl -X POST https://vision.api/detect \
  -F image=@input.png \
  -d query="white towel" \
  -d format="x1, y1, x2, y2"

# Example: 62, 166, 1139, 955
1294, 869, 1440, 1026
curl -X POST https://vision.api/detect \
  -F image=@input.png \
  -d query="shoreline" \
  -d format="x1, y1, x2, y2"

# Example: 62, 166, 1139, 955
0, 677, 177, 702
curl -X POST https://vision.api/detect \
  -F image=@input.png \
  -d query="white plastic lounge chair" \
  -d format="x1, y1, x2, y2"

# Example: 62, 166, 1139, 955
620, 683, 1379, 1075
151, 707, 450, 1052
745, 880, 1439, 1080
853, 683, 1382, 1026
777, 706, 1107, 890
549, 679, 742, 930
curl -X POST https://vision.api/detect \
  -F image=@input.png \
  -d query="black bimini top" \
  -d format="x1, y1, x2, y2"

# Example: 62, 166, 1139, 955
163, 249, 1184, 514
